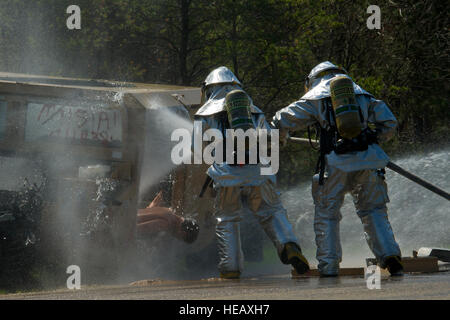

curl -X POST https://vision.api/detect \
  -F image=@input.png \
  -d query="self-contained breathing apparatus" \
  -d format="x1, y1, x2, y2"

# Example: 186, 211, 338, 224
223, 89, 258, 166
313, 77, 378, 185
199, 89, 259, 197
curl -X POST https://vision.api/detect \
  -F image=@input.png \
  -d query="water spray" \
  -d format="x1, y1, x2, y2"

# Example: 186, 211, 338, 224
288, 136, 450, 201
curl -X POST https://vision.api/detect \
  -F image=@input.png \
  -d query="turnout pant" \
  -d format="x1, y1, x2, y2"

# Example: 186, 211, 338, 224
312, 166, 401, 275
214, 180, 299, 274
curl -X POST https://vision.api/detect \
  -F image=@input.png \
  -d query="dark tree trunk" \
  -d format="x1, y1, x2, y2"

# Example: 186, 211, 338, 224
179, 0, 190, 85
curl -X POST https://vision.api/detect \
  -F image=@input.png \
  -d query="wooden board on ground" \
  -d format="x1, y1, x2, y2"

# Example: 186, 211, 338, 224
417, 247, 450, 263
292, 267, 365, 278
368, 256, 439, 274
402, 256, 439, 273
292, 256, 440, 278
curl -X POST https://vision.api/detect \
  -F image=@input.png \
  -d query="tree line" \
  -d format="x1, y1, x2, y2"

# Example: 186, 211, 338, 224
0, 0, 448, 185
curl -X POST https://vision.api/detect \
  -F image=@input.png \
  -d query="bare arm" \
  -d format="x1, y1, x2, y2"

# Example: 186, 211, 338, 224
137, 207, 184, 237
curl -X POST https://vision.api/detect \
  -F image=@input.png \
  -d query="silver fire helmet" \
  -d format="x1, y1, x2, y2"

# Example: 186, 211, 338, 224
201, 67, 242, 103
305, 61, 347, 90
204, 66, 242, 88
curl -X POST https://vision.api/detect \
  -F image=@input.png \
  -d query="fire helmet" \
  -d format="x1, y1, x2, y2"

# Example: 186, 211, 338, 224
305, 61, 347, 91
201, 67, 242, 103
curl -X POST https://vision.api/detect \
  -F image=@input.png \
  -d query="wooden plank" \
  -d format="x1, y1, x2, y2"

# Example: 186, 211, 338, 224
291, 267, 365, 278
417, 247, 450, 263
402, 257, 439, 273
292, 256, 440, 278
368, 256, 439, 274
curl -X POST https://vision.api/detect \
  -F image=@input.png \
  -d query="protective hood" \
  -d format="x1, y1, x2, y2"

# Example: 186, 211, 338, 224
195, 84, 263, 116
302, 73, 373, 100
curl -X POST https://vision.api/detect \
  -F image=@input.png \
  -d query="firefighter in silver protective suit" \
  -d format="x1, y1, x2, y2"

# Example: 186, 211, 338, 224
272, 61, 403, 276
194, 66, 310, 279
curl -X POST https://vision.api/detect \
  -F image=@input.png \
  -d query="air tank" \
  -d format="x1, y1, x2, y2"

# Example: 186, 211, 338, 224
330, 76, 362, 139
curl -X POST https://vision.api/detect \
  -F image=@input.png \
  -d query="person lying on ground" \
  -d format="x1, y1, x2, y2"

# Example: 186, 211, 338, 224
137, 191, 199, 244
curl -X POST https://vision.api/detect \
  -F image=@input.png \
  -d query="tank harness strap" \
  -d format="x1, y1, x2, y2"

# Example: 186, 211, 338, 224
307, 125, 320, 151
316, 130, 326, 186
316, 98, 336, 185
315, 97, 379, 185
199, 176, 213, 198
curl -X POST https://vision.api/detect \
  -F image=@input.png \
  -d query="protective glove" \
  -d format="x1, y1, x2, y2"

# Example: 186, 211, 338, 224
279, 128, 290, 147
270, 120, 289, 147
365, 128, 379, 145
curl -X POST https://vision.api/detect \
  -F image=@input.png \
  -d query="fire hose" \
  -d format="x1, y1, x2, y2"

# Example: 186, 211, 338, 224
288, 136, 450, 201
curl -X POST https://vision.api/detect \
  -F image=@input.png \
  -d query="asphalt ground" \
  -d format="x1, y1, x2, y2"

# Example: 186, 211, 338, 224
1, 271, 449, 300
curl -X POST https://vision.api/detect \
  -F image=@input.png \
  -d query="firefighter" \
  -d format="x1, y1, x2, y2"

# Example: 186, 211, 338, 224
272, 61, 403, 276
194, 66, 310, 279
